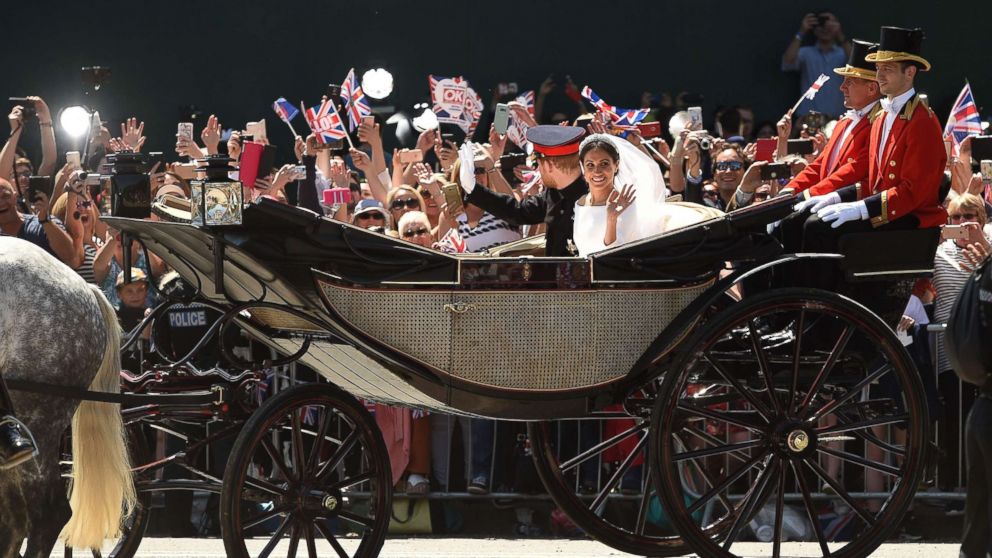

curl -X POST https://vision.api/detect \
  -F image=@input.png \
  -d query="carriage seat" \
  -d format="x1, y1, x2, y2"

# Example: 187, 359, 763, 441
837, 227, 942, 281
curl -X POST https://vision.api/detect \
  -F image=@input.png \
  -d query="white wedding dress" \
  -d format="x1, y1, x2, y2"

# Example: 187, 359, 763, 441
573, 135, 709, 257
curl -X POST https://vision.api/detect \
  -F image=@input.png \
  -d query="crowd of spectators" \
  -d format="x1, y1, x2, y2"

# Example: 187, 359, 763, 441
2, 9, 992, 540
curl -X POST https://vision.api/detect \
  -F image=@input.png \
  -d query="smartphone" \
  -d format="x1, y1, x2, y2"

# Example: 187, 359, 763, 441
322, 187, 350, 207
245, 120, 267, 141
441, 181, 464, 215
760, 162, 790, 181
494, 103, 511, 135
970, 136, 992, 164
636, 121, 662, 139
687, 106, 703, 131
27, 176, 51, 202
361, 115, 375, 128
8, 97, 37, 120
66, 151, 81, 170
755, 138, 777, 162
787, 138, 814, 155
177, 122, 194, 142
943, 224, 970, 240
326, 84, 342, 101
397, 149, 424, 164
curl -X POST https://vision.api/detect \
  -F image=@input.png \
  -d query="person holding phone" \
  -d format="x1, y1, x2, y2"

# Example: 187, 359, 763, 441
1, 96, 57, 194
0, 178, 75, 265
782, 12, 851, 118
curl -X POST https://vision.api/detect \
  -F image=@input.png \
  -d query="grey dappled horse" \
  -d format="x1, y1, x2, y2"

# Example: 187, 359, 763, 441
0, 237, 134, 557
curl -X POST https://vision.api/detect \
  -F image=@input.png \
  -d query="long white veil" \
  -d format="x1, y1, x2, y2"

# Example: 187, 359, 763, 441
611, 135, 668, 239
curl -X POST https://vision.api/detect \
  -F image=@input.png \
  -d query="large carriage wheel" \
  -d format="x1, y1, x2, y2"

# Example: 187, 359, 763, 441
61, 423, 152, 558
220, 383, 390, 558
529, 415, 691, 557
650, 288, 928, 558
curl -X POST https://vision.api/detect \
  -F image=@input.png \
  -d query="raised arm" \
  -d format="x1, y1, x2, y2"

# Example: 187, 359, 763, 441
783, 14, 816, 69
1, 106, 25, 182
31, 97, 57, 177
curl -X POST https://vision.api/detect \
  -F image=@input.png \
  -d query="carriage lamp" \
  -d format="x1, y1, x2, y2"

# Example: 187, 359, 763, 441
190, 155, 243, 227
102, 150, 152, 284
106, 151, 151, 220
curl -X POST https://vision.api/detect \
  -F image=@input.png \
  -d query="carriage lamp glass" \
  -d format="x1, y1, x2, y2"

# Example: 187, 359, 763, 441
106, 151, 151, 219
191, 155, 243, 226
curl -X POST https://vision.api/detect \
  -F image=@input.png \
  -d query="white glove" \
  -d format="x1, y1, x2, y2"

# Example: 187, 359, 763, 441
766, 219, 782, 234
817, 201, 869, 228
458, 142, 476, 195
793, 191, 840, 213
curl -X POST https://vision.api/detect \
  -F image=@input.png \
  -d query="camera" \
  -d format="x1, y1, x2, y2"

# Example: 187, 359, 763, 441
8, 97, 36, 120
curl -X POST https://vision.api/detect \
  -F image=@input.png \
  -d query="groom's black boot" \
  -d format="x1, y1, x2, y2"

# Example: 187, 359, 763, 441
0, 378, 36, 470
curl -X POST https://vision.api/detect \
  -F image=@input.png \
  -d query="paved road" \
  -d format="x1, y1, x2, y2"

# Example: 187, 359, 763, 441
50, 537, 962, 557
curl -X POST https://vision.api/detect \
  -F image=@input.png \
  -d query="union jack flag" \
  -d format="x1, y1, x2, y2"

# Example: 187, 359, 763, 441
436, 228, 466, 254
272, 97, 299, 123
580, 86, 649, 130
341, 68, 372, 131
944, 82, 983, 155
581, 86, 618, 117
305, 99, 348, 144
516, 90, 535, 115
300, 405, 318, 426
507, 91, 534, 150
803, 74, 831, 101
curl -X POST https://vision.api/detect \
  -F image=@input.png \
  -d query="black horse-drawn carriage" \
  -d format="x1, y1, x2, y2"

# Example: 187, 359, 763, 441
101, 192, 941, 558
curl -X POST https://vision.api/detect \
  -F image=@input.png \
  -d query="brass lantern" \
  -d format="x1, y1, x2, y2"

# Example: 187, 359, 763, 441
191, 155, 243, 226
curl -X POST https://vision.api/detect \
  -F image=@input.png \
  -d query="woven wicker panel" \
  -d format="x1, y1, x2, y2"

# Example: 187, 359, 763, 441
319, 281, 708, 391
319, 284, 452, 371
448, 285, 707, 390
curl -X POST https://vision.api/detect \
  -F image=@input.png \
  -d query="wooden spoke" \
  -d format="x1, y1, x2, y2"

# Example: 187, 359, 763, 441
559, 421, 647, 473
748, 320, 782, 415
791, 460, 832, 557
796, 326, 853, 415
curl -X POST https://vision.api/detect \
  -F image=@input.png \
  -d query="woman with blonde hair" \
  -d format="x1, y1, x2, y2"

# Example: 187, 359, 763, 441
386, 186, 425, 232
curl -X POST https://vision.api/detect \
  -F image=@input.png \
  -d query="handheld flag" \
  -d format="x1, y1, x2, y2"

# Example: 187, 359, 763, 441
272, 97, 300, 137
944, 82, 982, 156
304, 99, 348, 145
580, 86, 649, 129
789, 74, 831, 115
341, 68, 372, 131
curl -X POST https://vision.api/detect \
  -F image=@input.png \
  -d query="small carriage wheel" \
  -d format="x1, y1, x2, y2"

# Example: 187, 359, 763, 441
61, 423, 152, 558
220, 383, 390, 558
650, 288, 928, 558
530, 408, 707, 556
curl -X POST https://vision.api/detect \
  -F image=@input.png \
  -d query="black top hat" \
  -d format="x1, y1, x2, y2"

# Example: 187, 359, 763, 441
865, 26, 930, 71
834, 40, 879, 80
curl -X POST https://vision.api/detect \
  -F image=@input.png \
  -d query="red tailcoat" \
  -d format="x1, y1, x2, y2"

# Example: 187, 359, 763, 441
799, 93, 947, 228
790, 103, 881, 197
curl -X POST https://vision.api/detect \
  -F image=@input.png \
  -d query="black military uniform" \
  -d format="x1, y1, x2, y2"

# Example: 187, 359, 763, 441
465, 126, 588, 257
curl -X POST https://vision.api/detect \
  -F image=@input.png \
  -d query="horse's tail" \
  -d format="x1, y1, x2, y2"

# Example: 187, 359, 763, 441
61, 285, 136, 549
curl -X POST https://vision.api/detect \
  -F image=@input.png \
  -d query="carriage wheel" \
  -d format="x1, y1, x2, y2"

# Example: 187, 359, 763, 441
61, 423, 152, 558
220, 383, 390, 558
650, 288, 928, 558
529, 415, 690, 557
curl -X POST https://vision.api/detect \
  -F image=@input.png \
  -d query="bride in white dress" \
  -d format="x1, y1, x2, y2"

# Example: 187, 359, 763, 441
574, 133, 706, 257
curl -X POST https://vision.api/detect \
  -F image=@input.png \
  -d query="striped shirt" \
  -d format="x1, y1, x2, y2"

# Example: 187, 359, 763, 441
76, 244, 98, 284
456, 212, 521, 253
933, 237, 989, 373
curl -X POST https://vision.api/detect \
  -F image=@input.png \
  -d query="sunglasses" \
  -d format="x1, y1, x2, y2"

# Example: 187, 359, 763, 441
76, 200, 93, 209
16, 171, 32, 178
418, 188, 433, 200
390, 198, 420, 210
473, 167, 488, 175
402, 227, 430, 238
356, 212, 385, 222
754, 192, 771, 201
703, 190, 719, 197
949, 213, 979, 222
714, 161, 744, 172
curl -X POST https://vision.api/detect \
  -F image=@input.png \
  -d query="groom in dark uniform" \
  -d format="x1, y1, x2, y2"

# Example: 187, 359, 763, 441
459, 126, 588, 257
